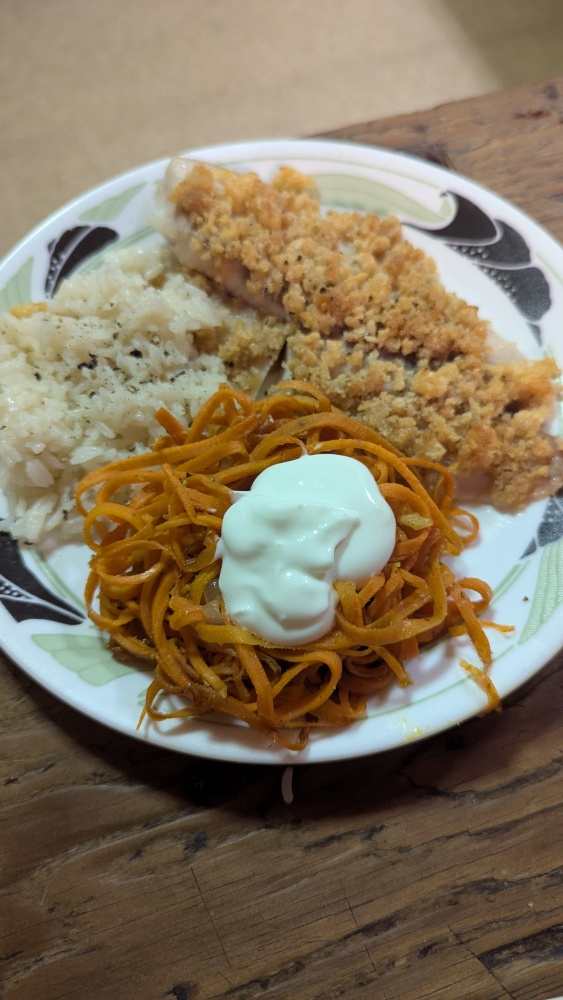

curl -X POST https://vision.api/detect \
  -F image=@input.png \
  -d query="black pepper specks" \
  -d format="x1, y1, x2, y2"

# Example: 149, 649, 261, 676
77, 354, 98, 371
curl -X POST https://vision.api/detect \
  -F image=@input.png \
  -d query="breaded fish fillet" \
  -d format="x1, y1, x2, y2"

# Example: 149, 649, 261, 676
153, 157, 563, 509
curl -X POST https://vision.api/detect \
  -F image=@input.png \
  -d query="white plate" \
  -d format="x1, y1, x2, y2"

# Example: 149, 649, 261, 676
1, 139, 562, 765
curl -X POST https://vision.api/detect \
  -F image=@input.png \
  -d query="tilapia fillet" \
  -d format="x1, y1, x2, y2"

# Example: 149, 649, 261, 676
153, 156, 563, 509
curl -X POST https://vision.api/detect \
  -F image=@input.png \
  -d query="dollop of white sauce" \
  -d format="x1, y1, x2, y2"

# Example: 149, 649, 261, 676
215, 454, 396, 645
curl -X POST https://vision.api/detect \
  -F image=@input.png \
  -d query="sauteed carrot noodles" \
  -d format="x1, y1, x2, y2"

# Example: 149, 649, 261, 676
77, 381, 507, 749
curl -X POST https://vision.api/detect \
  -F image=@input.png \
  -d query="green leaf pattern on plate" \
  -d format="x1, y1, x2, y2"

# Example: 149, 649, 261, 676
26, 548, 87, 614
493, 562, 527, 603
32, 633, 133, 685
79, 183, 146, 223
315, 174, 452, 221
519, 536, 563, 643
0, 257, 34, 311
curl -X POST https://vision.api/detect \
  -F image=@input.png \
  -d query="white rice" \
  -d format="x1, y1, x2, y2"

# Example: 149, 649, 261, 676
0, 245, 231, 543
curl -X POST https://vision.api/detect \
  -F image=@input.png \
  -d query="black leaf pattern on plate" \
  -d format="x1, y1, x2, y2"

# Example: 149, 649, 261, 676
45, 225, 118, 296
0, 532, 85, 624
478, 262, 551, 324
412, 194, 551, 339
418, 193, 498, 243
520, 488, 563, 557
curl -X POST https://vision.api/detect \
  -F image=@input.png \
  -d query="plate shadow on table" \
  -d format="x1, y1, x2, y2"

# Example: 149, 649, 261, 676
3, 648, 562, 827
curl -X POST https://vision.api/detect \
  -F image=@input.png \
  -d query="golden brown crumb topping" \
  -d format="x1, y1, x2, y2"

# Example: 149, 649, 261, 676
181, 268, 286, 395
169, 163, 563, 509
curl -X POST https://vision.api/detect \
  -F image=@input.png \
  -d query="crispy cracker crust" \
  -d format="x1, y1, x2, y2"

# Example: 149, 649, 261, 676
171, 164, 563, 509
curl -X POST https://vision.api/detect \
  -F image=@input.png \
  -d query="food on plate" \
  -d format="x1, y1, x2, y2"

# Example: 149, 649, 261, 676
155, 158, 563, 510
78, 381, 505, 750
0, 246, 285, 543
3, 156, 561, 549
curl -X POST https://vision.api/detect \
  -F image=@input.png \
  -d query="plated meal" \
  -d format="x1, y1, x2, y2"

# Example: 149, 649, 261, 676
1, 139, 562, 763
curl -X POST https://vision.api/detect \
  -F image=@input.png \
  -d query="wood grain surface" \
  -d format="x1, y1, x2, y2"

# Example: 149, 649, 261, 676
2, 79, 563, 1000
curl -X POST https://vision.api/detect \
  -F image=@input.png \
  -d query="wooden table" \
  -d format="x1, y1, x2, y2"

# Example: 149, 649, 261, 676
2, 79, 563, 1000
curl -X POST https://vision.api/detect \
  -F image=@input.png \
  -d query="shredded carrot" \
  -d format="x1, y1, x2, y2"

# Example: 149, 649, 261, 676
10, 302, 47, 319
77, 380, 504, 749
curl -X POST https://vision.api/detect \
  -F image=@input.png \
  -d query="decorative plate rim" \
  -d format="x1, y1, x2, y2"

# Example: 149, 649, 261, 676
1, 137, 562, 765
